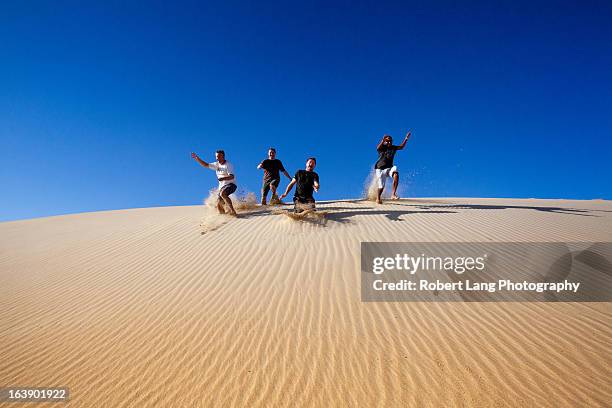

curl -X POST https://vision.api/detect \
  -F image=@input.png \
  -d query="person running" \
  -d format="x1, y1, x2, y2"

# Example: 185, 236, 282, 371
374, 131, 411, 204
191, 150, 238, 216
279, 157, 319, 213
257, 147, 291, 205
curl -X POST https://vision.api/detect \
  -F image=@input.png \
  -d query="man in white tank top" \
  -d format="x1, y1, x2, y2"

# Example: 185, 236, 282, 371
191, 149, 238, 216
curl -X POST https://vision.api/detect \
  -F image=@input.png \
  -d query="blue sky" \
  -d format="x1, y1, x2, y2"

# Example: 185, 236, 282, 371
1, 0, 611, 221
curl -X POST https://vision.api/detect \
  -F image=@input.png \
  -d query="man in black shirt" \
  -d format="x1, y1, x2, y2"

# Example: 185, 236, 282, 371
257, 147, 291, 205
375, 131, 411, 204
280, 157, 320, 213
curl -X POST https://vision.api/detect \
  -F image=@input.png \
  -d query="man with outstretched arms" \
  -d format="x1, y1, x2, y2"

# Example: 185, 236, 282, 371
279, 157, 319, 213
191, 150, 238, 216
374, 131, 411, 204
257, 147, 292, 205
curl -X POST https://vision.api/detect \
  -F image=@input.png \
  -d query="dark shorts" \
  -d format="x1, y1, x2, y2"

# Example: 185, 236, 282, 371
218, 183, 237, 198
262, 178, 280, 195
293, 196, 315, 213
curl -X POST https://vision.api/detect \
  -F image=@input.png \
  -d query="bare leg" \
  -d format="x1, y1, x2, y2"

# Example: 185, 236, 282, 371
294, 198, 305, 213
376, 188, 383, 204
391, 173, 400, 199
216, 198, 226, 214
261, 189, 267, 206
222, 192, 237, 216
270, 184, 280, 204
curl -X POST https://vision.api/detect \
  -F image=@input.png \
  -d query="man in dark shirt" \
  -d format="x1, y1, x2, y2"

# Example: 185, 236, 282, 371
375, 131, 411, 204
257, 147, 291, 205
280, 157, 320, 213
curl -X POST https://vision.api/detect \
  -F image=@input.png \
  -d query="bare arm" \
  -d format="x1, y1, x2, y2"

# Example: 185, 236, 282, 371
314, 180, 320, 192
257, 161, 263, 169
191, 152, 209, 168
376, 138, 386, 151
282, 170, 291, 179
279, 178, 297, 199
396, 131, 411, 150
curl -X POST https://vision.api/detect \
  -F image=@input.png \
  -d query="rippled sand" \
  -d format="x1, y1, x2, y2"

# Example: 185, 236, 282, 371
1, 198, 611, 407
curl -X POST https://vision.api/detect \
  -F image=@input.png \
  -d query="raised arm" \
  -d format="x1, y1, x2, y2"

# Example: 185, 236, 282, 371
191, 152, 209, 168
279, 178, 297, 199
376, 137, 387, 151
397, 131, 411, 150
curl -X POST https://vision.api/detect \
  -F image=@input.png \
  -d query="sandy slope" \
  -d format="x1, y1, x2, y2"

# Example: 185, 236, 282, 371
1, 198, 611, 407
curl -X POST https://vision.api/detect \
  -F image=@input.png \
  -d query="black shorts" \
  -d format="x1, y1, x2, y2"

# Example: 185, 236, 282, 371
293, 196, 315, 213
218, 183, 237, 198
262, 178, 280, 195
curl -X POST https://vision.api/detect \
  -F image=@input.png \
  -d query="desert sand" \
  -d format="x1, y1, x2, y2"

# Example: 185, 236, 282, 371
1, 198, 611, 407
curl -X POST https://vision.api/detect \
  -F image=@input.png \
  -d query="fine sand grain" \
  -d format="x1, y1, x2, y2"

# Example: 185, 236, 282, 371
1, 198, 611, 407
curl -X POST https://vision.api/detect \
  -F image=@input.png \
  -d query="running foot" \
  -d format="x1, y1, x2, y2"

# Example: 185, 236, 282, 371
391, 195, 400, 200
376, 198, 383, 204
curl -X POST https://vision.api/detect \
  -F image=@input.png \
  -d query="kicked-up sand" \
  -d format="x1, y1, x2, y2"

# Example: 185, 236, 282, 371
1, 198, 611, 407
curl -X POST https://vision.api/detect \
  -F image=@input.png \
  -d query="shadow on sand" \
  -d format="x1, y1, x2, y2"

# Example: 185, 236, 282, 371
384, 201, 599, 217
233, 205, 456, 224
226, 199, 602, 227
325, 209, 457, 223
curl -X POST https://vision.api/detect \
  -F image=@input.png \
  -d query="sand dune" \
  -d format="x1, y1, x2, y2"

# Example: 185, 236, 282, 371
1, 198, 611, 407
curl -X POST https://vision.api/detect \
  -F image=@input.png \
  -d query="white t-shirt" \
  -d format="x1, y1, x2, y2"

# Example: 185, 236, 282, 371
208, 161, 237, 189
